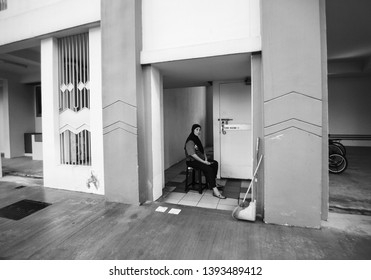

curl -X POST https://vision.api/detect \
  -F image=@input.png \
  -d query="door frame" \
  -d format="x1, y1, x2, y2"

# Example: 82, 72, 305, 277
212, 79, 254, 179
251, 53, 264, 217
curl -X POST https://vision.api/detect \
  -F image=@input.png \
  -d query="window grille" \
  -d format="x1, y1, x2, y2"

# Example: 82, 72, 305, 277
60, 130, 91, 165
58, 33, 90, 112
58, 33, 92, 166
0, 0, 7, 11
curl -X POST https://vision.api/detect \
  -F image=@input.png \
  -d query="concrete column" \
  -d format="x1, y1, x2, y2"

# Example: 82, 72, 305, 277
41, 38, 60, 186
0, 79, 10, 158
261, 0, 327, 228
101, 0, 142, 204
89, 27, 105, 195
319, 0, 329, 221
138, 66, 164, 202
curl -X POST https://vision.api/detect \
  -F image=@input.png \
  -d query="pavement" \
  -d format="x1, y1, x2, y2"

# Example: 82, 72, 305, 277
329, 146, 371, 215
2, 147, 370, 215
0, 176, 370, 260
1, 156, 43, 179
1, 154, 371, 261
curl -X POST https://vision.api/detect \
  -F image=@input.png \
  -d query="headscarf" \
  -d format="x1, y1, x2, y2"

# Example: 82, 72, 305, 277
184, 124, 204, 154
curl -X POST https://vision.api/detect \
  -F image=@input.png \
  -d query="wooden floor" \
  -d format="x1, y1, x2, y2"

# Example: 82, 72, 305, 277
0, 180, 371, 260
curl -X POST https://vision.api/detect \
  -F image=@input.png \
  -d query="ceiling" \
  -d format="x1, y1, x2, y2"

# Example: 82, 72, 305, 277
326, 0, 371, 60
0, 46, 40, 80
156, 53, 251, 88
0, 0, 370, 86
326, 0, 371, 76
156, 0, 371, 87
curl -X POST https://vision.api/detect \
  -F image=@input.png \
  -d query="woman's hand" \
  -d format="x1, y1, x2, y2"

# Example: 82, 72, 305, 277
191, 154, 211, 165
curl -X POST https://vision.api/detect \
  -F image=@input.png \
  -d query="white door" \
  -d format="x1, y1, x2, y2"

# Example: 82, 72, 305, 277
219, 82, 252, 179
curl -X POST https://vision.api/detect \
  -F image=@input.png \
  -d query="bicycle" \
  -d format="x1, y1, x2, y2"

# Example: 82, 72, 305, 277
329, 153, 347, 174
328, 139, 347, 174
329, 139, 346, 156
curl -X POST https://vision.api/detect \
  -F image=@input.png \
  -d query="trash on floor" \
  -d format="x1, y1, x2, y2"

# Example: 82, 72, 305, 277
155, 206, 168, 213
168, 208, 181, 215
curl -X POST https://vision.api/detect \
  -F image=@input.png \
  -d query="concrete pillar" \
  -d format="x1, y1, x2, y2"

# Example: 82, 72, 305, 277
88, 27, 105, 195
101, 0, 143, 204
138, 66, 164, 202
261, 0, 327, 227
41, 38, 60, 186
41, 33, 105, 194
0, 79, 10, 158
319, 0, 329, 221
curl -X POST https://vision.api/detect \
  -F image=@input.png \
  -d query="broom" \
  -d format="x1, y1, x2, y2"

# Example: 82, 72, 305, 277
232, 154, 263, 221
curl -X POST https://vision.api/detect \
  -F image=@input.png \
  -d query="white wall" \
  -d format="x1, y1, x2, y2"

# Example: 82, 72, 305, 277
329, 76, 371, 146
163, 87, 207, 169
0, 0, 100, 46
0, 75, 35, 158
1, 79, 42, 158
41, 28, 104, 195
141, 0, 261, 63
8, 80, 35, 157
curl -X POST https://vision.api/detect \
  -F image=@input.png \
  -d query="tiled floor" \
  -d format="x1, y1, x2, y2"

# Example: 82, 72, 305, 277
160, 188, 237, 211
158, 157, 251, 211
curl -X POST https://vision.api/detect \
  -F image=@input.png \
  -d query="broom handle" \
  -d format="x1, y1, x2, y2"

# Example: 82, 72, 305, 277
242, 155, 263, 203
252, 137, 260, 202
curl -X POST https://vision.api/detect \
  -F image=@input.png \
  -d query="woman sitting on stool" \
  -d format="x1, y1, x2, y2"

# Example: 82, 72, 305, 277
184, 124, 226, 199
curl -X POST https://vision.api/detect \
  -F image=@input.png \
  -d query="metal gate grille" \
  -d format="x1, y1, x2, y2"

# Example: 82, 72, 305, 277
58, 33, 91, 166
60, 130, 91, 166
0, 0, 7, 11
58, 33, 90, 112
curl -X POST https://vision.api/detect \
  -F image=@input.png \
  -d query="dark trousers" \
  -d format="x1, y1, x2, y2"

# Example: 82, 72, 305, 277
187, 160, 219, 189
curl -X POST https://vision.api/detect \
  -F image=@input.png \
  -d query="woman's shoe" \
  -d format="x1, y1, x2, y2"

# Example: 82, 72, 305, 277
213, 192, 226, 199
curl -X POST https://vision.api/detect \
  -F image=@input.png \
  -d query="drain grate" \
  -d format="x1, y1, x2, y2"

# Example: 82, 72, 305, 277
0, 199, 51, 220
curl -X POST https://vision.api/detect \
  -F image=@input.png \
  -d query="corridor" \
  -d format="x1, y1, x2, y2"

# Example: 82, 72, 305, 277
158, 158, 249, 211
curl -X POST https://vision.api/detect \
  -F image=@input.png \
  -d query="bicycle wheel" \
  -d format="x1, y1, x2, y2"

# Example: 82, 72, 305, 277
329, 143, 344, 156
329, 153, 347, 174
332, 141, 346, 156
